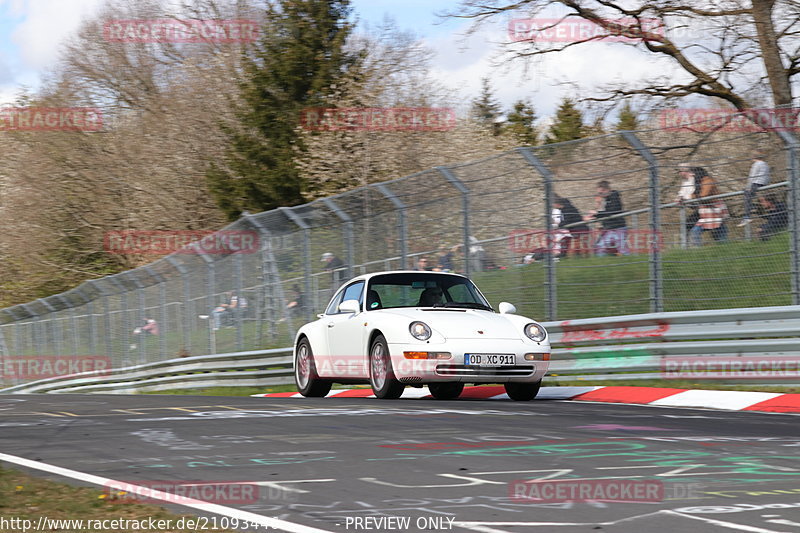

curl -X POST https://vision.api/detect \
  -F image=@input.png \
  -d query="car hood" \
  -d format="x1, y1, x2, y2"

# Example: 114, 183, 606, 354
374, 308, 523, 340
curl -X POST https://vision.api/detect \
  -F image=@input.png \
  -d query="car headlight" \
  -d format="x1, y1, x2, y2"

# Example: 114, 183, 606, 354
409, 321, 432, 341
524, 323, 547, 342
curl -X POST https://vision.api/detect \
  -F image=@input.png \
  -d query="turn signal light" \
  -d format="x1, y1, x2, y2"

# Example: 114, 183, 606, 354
404, 351, 452, 360
524, 353, 550, 361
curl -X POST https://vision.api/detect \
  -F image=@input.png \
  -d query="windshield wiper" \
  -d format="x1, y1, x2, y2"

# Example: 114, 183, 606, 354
442, 302, 493, 310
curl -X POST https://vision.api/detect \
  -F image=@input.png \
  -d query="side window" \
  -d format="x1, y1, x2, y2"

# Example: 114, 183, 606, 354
338, 281, 365, 312
325, 289, 345, 315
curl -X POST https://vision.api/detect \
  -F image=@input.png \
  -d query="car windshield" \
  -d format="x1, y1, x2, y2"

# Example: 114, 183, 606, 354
366, 273, 492, 311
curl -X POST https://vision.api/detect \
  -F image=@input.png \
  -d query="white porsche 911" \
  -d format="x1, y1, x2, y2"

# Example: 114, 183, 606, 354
293, 271, 551, 400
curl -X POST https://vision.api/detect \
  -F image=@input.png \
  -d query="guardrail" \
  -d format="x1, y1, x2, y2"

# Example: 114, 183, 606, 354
1, 305, 798, 393
0, 348, 293, 394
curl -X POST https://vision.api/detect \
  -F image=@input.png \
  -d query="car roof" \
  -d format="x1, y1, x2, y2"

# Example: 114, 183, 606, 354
343, 270, 469, 284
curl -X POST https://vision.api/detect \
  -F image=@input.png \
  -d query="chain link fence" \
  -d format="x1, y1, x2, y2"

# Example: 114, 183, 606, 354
1, 113, 799, 387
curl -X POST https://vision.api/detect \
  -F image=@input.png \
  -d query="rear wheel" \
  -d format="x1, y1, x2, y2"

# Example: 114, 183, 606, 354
369, 334, 405, 399
428, 382, 464, 400
504, 380, 542, 401
294, 339, 331, 397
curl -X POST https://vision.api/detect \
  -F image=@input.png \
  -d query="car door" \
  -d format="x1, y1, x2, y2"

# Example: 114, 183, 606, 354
325, 281, 367, 379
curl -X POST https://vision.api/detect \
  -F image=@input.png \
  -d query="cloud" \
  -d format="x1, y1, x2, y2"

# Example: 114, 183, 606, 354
10, 0, 106, 70
426, 17, 681, 119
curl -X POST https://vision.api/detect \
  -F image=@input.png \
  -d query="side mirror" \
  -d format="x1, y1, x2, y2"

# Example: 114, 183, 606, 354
498, 302, 516, 314
338, 299, 361, 314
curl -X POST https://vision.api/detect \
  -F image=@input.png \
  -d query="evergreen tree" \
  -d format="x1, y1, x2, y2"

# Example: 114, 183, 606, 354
471, 77, 502, 133
206, 0, 358, 220
544, 98, 584, 144
615, 101, 640, 131
504, 99, 537, 145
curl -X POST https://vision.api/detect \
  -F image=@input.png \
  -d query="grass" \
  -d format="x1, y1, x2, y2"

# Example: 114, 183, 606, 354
474, 232, 793, 320
0, 466, 239, 533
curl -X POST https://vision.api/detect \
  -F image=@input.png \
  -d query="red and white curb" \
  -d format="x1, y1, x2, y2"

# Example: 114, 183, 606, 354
253, 386, 800, 414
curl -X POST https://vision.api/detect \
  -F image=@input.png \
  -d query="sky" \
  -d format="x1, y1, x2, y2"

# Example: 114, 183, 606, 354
0, 0, 679, 120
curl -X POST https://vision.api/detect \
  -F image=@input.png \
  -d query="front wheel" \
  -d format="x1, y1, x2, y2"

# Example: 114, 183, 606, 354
369, 334, 405, 399
295, 339, 332, 397
504, 380, 542, 401
428, 382, 464, 400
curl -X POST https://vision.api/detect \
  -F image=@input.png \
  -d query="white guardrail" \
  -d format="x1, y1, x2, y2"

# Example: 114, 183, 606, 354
1, 305, 799, 394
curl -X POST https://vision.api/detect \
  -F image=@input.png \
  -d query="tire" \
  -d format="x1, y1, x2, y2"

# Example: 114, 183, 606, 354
294, 339, 332, 397
428, 382, 464, 400
369, 334, 405, 399
504, 380, 542, 401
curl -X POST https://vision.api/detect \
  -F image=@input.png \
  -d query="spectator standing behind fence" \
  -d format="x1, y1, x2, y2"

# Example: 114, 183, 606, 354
130, 318, 158, 350
756, 193, 789, 241
554, 196, 591, 257
676, 163, 699, 233
285, 284, 305, 319
690, 167, 729, 246
321, 252, 346, 286
434, 245, 455, 272
739, 149, 771, 226
415, 256, 434, 271
585, 180, 629, 256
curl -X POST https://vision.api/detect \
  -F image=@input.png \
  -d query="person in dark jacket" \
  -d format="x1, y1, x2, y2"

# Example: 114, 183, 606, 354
553, 196, 591, 257
586, 180, 629, 256
756, 193, 788, 241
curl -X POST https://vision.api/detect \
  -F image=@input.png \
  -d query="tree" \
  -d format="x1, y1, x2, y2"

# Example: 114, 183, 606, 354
207, 0, 359, 220
504, 99, 538, 145
545, 98, 584, 144
471, 77, 502, 133
615, 101, 640, 131
452, 1, 799, 110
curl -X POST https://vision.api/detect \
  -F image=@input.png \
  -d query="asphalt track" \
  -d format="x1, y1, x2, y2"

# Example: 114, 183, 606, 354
1, 394, 800, 533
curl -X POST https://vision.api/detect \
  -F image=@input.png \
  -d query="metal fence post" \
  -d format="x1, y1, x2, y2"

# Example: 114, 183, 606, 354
144, 267, 168, 360
234, 252, 244, 352
435, 166, 471, 278
75, 288, 96, 356
193, 249, 216, 355
55, 295, 78, 356
166, 257, 193, 355
516, 147, 557, 320
373, 184, 408, 270
87, 280, 114, 364
776, 130, 800, 305
621, 131, 663, 313
37, 299, 60, 356
679, 205, 687, 248
279, 207, 313, 322
243, 213, 285, 342
323, 198, 354, 280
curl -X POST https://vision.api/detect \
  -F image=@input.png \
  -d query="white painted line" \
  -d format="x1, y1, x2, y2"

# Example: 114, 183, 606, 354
662, 510, 788, 533
400, 388, 433, 399
650, 390, 782, 411
0, 452, 333, 533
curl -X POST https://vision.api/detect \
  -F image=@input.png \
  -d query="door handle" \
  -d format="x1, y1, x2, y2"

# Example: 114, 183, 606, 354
327, 323, 335, 328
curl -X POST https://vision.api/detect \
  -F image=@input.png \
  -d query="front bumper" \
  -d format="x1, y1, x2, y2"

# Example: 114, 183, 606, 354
388, 338, 550, 383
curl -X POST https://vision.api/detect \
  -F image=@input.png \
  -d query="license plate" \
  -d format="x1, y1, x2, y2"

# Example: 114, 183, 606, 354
465, 354, 515, 366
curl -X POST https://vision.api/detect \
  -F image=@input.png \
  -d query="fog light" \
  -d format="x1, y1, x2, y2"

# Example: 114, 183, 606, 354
525, 353, 550, 361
